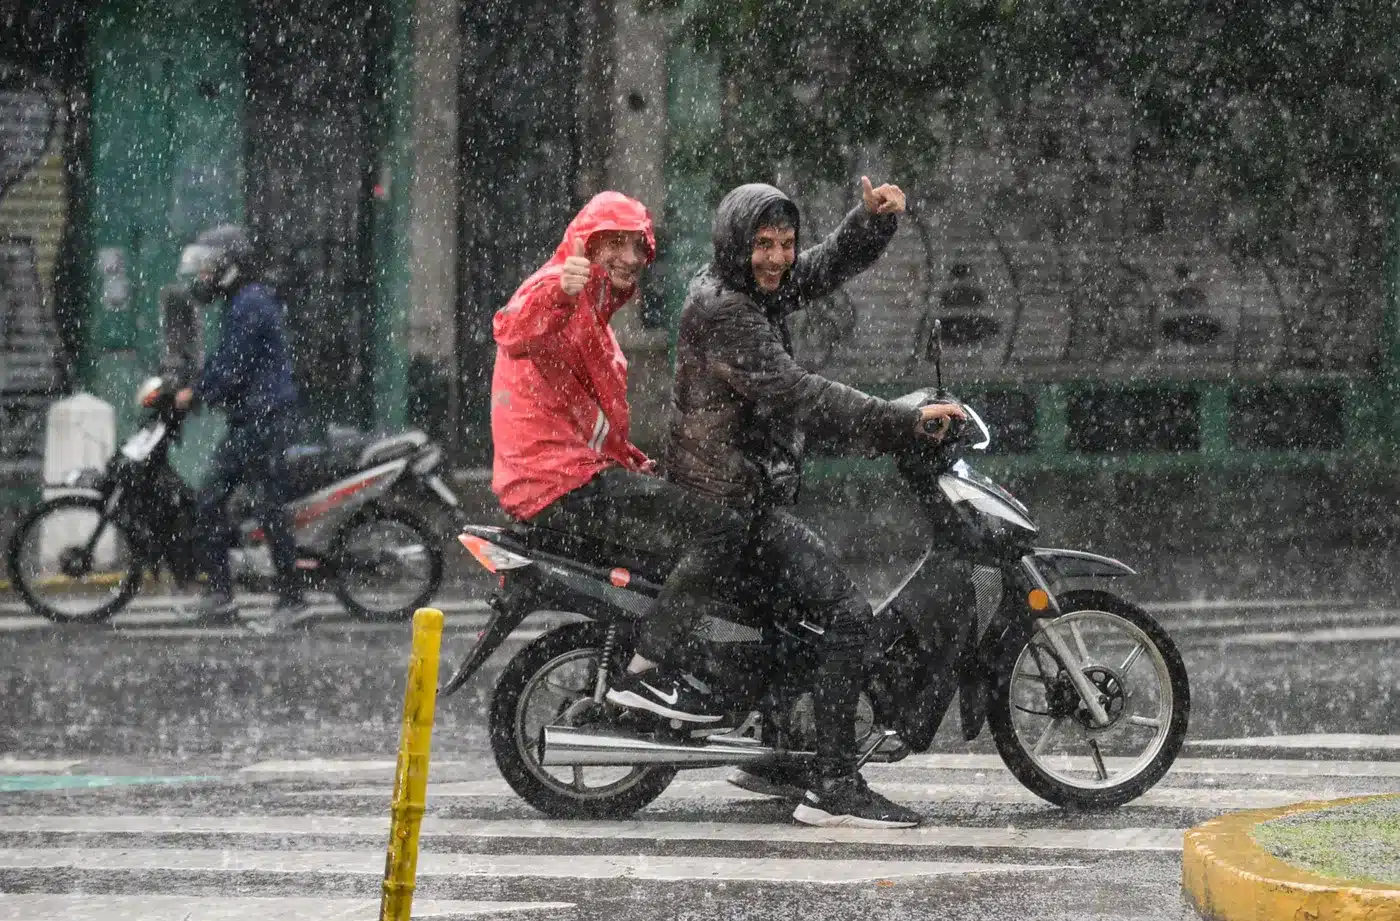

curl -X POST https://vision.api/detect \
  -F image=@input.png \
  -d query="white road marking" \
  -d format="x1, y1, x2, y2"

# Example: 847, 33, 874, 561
239, 759, 472, 775
1144, 598, 1356, 612
1190, 733, 1400, 751
0, 895, 572, 921
870, 754, 1400, 778
0, 815, 1185, 852
0, 847, 1079, 882
0, 759, 82, 775
224, 753, 1400, 779
308, 778, 1348, 810
1222, 624, 1400, 645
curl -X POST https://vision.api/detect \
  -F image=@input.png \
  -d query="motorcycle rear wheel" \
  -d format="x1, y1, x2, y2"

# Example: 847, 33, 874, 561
329, 507, 443, 620
489, 621, 676, 818
988, 590, 1189, 810
7, 495, 143, 623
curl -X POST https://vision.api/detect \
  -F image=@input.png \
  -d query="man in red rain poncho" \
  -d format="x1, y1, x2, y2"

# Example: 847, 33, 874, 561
491, 191, 746, 723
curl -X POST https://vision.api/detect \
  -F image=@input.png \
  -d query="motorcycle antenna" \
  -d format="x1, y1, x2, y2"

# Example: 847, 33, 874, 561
931, 318, 944, 393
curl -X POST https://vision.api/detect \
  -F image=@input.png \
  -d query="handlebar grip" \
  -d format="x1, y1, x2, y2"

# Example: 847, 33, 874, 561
918, 410, 966, 441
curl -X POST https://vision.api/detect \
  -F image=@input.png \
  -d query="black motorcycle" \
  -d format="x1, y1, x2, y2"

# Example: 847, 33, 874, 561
441, 380, 1189, 819
7, 376, 458, 623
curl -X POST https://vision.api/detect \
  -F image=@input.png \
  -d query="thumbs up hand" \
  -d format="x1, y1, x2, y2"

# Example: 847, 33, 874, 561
861, 175, 906, 215
560, 237, 592, 297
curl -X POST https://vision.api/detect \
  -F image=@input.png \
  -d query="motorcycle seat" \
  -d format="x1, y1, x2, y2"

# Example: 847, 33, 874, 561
282, 445, 358, 494
503, 522, 671, 587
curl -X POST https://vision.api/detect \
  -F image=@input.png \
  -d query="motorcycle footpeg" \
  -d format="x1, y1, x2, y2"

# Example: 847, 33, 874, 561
854, 729, 902, 770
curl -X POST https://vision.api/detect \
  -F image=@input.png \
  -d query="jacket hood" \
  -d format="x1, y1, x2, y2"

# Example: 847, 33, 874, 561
547, 191, 657, 320
711, 183, 800, 295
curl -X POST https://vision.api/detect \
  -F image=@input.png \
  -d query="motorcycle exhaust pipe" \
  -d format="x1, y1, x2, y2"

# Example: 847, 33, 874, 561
539, 725, 796, 768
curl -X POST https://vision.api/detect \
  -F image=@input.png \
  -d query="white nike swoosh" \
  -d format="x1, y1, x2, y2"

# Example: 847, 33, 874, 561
640, 681, 679, 705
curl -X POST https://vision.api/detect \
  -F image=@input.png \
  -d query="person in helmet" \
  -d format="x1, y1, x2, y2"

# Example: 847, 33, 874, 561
172, 224, 307, 632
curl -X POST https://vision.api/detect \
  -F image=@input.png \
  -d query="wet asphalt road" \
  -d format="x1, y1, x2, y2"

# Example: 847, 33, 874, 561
0, 593, 1397, 920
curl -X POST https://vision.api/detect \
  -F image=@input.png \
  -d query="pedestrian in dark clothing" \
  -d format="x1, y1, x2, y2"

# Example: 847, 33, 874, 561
659, 177, 963, 828
172, 224, 309, 633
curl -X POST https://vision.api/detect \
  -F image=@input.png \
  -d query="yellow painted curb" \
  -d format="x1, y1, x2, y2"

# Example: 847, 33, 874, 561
1183, 793, 1400, 921
0, 572, 126, 592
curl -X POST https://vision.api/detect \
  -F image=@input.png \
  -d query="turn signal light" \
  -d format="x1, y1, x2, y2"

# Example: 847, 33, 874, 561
1028, 589, 1051, 611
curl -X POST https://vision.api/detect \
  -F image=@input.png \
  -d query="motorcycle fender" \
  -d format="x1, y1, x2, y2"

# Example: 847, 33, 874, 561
1030, 548, 1136, 595
439, 596, 532, 698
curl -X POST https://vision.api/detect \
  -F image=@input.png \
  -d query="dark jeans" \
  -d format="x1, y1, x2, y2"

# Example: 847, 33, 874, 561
195, 412, 299, 600
533, 468, 749, 663
539, 469, 869, 780
720, 508, 872, 781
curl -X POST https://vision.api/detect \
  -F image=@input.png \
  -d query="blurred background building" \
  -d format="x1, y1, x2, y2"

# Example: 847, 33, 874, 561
3, 0, 1397, 596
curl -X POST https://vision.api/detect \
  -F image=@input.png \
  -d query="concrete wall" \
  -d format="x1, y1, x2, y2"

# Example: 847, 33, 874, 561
606, 0, 674, 455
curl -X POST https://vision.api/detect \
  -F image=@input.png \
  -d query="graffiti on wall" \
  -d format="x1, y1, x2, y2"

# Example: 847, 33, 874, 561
0, 60, 66, 479
791, 85, 1383, 386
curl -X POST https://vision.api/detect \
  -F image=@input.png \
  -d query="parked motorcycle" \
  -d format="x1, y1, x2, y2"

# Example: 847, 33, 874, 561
441, 341, 1190, 818
7, 376, 459, 623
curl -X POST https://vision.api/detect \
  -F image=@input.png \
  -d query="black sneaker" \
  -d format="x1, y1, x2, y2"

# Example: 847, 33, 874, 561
178, 590, 241, 626
727, 762, 812, 801
246, 597, 315, 635
605, 669, 723, 723
792, 774, 923, 829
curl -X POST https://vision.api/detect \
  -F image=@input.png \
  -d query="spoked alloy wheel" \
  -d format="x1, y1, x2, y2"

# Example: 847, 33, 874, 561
489, 622, 675, 818
6, 495, 143, 623
989, 591, 1189, 809
330, 509, 442, 620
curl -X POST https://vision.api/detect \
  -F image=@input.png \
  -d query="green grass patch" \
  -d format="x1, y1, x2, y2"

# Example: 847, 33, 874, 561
1252, 798, 1400, 886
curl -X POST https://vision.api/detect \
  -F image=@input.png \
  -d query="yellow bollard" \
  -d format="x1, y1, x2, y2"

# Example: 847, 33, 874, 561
379, 607, 444, 921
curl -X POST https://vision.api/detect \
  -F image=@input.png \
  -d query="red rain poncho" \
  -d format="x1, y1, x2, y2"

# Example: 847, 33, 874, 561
490, 192, 657, 520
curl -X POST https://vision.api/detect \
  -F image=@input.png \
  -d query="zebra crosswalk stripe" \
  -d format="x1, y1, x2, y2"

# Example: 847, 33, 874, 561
0, 814, 1185, 852
0, 755, 1389, 920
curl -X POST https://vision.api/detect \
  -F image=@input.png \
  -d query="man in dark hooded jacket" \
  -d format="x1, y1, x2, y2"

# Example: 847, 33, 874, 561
659, 177, 963, 829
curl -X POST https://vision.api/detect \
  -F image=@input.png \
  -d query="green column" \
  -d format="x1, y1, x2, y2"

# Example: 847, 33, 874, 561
371, 0, 415, 432
1198, 384, 1230, 458
86, 0, 244, 457
1036, 385, 1069, 460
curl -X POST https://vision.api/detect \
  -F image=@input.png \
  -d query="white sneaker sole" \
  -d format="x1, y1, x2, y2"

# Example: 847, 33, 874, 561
604, 689, 724, 723
791, 802, 921, 829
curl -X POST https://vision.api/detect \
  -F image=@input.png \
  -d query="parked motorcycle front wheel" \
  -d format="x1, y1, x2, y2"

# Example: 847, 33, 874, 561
6, 494, 144, 623
329, 507, 443, 620
988, 590, 1190, 810
490, 621, 676, 818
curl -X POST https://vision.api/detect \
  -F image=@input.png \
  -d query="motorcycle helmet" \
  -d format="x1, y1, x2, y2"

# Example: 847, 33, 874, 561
177, 223, 255, 304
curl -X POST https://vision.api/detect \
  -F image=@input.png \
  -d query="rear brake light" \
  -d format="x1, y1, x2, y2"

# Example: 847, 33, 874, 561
458, 533, 532, 573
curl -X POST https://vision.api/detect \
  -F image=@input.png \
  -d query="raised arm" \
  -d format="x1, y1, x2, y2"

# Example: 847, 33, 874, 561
788, 176, 904, 306
494, 239, 595, 358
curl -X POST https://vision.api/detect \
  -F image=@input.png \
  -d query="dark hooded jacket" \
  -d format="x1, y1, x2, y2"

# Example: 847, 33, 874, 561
193, 282, 296, 426
665, 183, 922, 507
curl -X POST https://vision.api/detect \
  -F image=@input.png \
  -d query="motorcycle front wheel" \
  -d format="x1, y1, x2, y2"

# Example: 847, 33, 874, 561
490, 621, 676, 818
329, 507, 443, 620
6, 495, 144, 623
988, 590, 1190, 810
